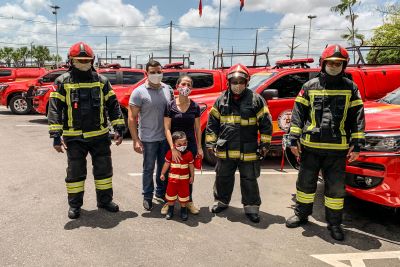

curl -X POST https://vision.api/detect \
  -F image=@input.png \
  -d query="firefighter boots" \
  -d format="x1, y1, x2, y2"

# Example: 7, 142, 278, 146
286, 215, 309, 228
328, 225, 345, 241
98, 201, 119, 212
68, 207, 81, 219
166, 205, 174, 220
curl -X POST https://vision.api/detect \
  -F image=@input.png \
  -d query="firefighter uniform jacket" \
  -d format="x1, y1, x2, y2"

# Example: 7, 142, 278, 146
289, 73, 365, 153
206, 88, 273, 161
48, 70, 125, 141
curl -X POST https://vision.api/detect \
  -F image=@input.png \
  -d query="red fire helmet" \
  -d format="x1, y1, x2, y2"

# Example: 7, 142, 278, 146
68, 42, 95, 60
227, 63, 250, 81
320, 44, 349, 69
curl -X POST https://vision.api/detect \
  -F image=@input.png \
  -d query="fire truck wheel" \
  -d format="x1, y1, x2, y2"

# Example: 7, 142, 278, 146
9, 95, 32, 115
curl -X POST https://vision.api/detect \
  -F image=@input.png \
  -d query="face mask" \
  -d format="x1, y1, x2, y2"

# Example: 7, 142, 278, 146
325, 65, 343, 76
73, 59, 92, 72
178, 86, 191, 96
231, 84, 246, 95
175, 145, 187, 152
148, 73, 163, 85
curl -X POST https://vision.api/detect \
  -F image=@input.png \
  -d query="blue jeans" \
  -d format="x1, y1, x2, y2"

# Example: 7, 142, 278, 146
187, 141, 198, 201
142, 140, 169, 200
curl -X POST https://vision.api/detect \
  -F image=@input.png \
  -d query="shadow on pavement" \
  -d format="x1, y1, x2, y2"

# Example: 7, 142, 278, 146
0, 110, 12, 115
214, 206, 286, 229
64, 209, 137, 230
287, 182, 400, 249
141, 204, 213, 227
28, 118, 48, 125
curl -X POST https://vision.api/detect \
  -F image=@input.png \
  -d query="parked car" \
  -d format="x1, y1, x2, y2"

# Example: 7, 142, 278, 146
0, 69, 67, 114
0, 67, 47, 83
345, 88, 400, 208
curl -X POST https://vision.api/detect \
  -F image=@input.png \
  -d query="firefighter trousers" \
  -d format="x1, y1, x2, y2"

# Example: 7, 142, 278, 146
214, 159, 261, 214
65, 138, 114, 208
295, 148, 346, 226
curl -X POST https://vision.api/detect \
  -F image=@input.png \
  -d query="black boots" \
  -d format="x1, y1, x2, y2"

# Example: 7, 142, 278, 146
245, 213, 260, 223
166, 205, 174, 220
285, 215, 309, 228
211, 203, 228, 213
98, 201, 120, 212
180, 207, 188, 221
328, 225, 345, 241
68, 207, 81, 219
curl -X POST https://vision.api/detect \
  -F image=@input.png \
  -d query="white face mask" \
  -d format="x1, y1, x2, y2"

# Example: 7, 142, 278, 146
178, 86, 191, 96
176, 145, 187, 152
148, 73, 163, 85
231, 84, 246, 95
325, 65, 343, 76
73, 59, 92, 72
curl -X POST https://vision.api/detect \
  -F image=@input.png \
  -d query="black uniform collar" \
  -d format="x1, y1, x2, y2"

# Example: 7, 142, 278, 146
71, 67, 95, 82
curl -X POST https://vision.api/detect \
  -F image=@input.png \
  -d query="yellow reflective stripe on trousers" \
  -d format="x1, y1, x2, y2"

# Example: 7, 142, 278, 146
63, 129, 83, 136
50, 92, 65, 102
257, 106, 269, 120
220, 115, 241, 124
260, 134, 272, 143
350, 99, 363, 108
205, 133, 217, 143
166, 194, 178, 201
94, 177, 112, 190
240, 117, 257, 126
83, 127, 109, 138
351, 132, 365, 139
210, 107, 220, 119
66, 181, 85, 194
290, 126, 302, 134
104, 90, 115, 101
295, 96, 309, 106
178, 196, 190, 202
300, 138, 349, 150
111, 119, 125, 126
296, 190, 315, 204
324, 196, 344, 210
49, 124, 62, 131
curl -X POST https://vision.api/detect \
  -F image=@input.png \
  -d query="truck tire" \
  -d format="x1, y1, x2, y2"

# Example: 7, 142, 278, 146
202, 133, 217, 166
9, 95, 32, 115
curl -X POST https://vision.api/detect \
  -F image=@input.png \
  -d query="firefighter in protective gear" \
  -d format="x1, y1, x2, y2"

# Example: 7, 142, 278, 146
206, 64, 273, 223
48, 42, 126, 219
286, 45, 365, 241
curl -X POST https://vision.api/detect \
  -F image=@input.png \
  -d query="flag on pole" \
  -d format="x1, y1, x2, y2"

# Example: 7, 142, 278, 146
240, 0, 245, 11
199, 0, 203, 17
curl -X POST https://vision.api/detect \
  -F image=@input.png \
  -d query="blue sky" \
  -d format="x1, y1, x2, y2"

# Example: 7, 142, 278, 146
0, 0, 390, 68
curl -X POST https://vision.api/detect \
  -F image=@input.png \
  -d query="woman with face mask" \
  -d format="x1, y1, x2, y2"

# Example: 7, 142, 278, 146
163, 75, 203, 215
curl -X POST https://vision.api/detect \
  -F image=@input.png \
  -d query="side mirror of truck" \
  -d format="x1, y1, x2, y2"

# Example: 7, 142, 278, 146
38, 78, 43, 85
262, 89, 279, 100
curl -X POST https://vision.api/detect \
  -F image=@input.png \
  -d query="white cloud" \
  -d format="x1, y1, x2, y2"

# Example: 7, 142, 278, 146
21, 0, 51, 11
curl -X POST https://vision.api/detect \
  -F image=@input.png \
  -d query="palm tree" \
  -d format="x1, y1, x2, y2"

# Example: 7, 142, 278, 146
331, 0, 361, 63
341, 27, 365, 46
17, 47, 30, 67
32, 45, 52, 67
2, 47, 14, 67
11, 49, 23, 67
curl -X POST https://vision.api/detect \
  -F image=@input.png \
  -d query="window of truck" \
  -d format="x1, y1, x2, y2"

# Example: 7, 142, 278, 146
122, 71, 145, 85
188, 72, 214, 89
248, 72, 276, 91
0, 70, 12, 77
266, 72, 313, 98
101, 71, 118, 85
42, 71, 67, 83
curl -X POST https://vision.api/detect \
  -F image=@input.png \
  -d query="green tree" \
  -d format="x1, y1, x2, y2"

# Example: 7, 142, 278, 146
1, 47, 14, 67
17, 47, 30, 67
32, 45, 51, 67
341, 26, 365, 46
331, 0, 359, 45
367, 15, 400, 64
11, 49, 23, 67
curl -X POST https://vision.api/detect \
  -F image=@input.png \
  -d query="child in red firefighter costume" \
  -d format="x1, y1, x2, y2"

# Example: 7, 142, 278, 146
160, 131, 195, 221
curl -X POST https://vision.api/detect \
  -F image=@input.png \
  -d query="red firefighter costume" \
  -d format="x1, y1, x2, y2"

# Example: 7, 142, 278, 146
164, 150, 194, 203
287, 45, 365, 239
48, 42, 125, 217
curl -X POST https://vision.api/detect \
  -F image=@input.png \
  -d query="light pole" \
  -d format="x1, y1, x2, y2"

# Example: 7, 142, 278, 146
307, 15, 317, 58
50, 5, 60, 67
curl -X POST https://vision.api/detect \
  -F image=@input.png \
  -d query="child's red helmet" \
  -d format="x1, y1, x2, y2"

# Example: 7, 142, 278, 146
194, 154, 203, 170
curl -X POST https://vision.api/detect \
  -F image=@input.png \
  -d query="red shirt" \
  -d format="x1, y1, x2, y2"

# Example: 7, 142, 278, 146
165, 150, 194, 180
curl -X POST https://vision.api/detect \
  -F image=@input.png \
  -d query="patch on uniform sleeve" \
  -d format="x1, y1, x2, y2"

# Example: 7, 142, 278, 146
298, 89, 304, 97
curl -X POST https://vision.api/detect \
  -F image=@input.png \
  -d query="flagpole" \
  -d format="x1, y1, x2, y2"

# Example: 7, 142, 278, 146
216, 0, 222, 68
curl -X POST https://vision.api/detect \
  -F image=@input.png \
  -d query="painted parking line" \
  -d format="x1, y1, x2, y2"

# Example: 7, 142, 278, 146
128, 170, 298, 176
15, 124, 48, 127
311, 250, 400, 267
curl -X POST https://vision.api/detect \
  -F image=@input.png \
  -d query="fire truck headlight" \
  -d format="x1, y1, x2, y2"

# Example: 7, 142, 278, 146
363, 134, 400, 152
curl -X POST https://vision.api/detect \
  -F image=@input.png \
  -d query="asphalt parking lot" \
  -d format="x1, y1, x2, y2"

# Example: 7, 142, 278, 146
1, 106, 400, 267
